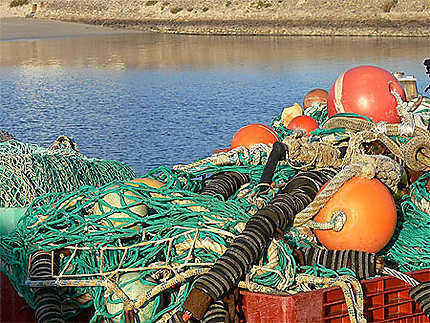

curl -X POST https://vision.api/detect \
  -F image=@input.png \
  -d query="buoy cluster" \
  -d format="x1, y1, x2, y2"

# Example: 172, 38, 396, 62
224, 65, 409, 253
3, 64, 429, 323
178, 65, 430, 322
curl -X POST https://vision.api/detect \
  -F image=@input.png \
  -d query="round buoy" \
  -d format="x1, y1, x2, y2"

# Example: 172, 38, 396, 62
327, 65, 405, 123
231, 124, 279, 149
313, 177, 397, 253
106, 272, 164, 323
287, 115, 319, 136
303, 89, 328, 110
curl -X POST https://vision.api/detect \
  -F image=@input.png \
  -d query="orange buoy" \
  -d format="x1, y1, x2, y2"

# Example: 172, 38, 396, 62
303, 89, 328, 110
231, 124, 279, 149
327, 65, 405, 123
287, 115, 319, 136
313, 177, 397, 253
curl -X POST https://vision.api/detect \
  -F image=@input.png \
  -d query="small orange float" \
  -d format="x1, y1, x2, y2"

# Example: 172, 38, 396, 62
303, 88, 328, 110
313, 177, 397, 253
287, 115, 319, 136
231, 124, 279, 150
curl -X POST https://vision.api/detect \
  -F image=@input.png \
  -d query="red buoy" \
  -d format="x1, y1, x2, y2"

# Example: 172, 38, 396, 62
287, 115, 319, 136
327, 65, 405, 123
231, 124, 279, 149
313, 177, 397, 253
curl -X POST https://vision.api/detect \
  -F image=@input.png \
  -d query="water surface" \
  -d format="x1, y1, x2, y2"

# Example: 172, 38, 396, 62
1, 34, 429, 175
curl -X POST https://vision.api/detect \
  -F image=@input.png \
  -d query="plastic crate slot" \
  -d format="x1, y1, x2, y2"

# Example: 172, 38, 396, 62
239, 269, 429, 323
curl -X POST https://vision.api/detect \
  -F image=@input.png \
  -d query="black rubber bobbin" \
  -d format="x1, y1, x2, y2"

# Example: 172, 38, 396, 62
409, 281, 430, 318
29, 251, 65, 323
201, 172, 250, 200
201, 300, 229, 323
185, 169, 336, 319
294, 247, 378, 280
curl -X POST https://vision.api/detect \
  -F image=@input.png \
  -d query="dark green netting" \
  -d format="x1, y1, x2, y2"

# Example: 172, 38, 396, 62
381, 172, 430, 272
0, 139, 135, 207
1, 102, 429, 322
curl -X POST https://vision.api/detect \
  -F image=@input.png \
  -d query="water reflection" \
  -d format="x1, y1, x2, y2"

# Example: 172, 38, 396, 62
1, 34, 429, 175
1, 34, 429, 73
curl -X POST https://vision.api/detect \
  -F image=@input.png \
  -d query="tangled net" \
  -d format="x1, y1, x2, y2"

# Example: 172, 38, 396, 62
1, 96, 430, 323
0, 136, 135, 207
381, 172, 430, 272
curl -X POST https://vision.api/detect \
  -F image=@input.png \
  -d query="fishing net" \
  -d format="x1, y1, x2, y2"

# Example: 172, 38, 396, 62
1, 99, 429, 323
0, 157, 303, 322
381, 172, 430, 272
0, 138, 135, 207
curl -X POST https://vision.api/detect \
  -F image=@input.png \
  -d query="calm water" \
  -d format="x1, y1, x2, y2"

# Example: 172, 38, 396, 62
1, 34, 429, 175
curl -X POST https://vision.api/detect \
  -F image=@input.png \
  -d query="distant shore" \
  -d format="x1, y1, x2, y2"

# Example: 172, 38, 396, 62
1, 0, 430, 37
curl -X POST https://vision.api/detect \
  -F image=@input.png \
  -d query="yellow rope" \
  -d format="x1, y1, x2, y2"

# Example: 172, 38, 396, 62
296, 274, 366, 323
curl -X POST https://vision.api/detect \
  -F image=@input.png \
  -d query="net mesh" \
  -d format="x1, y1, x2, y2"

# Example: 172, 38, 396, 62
1, 99, 429, 322
0, 139, 135, 207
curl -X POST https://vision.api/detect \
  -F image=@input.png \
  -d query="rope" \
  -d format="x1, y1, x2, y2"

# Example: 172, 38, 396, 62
390, 87, 415, 136
293, 154, 401, 227
309, 211, 346, 232
323, 116, 430, 171
296, 274, 366, 323
173, 144, 272, 173
382, 267, 419, 287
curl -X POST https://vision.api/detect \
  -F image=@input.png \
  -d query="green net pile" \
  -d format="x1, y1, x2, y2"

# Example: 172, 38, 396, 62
0, 159, 302, 322
0, 139, 135, 207
0, 100, 429, 322
381, 172, 430, 272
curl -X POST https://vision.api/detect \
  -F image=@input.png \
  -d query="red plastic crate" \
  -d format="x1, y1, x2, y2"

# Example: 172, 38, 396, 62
0, 271, 36, 322
240, 269, 430, 323
0, 271, 94, 323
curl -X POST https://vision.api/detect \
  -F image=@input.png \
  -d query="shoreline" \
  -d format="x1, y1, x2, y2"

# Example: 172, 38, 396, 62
0, 17, 139, 40
1, 0, 430, 38
73, 17, 430, 37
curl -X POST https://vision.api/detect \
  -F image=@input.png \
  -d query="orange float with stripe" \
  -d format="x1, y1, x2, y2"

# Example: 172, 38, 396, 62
313, 176, 397, 253
327, 65, 406, 123
231, 123, 279, 149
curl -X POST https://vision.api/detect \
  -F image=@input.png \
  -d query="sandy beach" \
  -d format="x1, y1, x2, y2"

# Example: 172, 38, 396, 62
1, 0, 430, 38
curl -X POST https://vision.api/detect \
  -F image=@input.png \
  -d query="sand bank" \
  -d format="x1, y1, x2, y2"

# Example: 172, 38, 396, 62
1, 0, 430, 37
0, 17, 139, 40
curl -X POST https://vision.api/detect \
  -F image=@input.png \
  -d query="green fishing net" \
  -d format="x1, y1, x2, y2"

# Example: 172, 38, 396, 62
381, 172, 430, 271
1, 102, 429, 323
0, 160, 300, 322
0, 139, 135, 207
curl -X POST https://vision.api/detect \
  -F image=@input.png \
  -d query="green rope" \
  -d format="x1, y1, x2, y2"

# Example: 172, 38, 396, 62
1, 108, 429, 322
